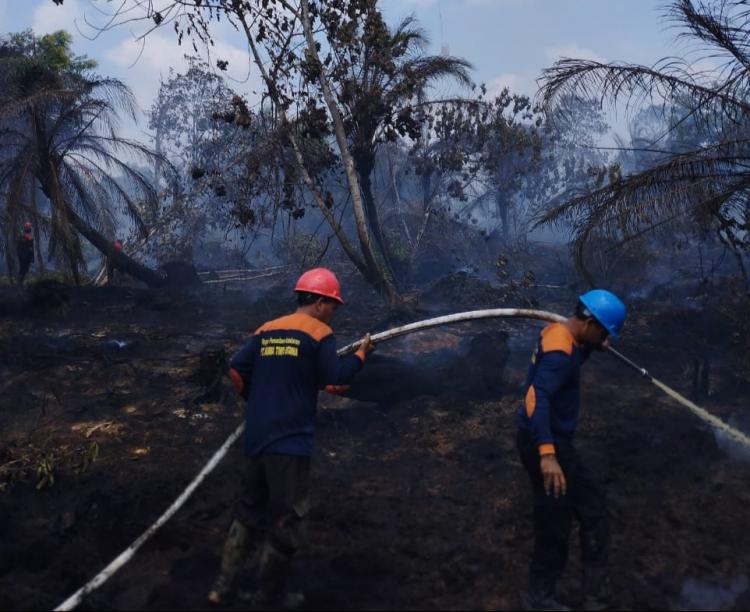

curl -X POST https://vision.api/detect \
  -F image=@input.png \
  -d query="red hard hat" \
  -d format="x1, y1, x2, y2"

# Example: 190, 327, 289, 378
114, 240, 123, 251
294, 268, 344, 304
23, 222, 32, 231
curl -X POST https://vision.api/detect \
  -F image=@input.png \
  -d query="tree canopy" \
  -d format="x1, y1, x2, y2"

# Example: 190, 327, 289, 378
539, 0, 750, 284
0, 29, 169, 285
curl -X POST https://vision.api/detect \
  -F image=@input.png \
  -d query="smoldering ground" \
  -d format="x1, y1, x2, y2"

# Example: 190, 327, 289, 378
1, 256, 749, 610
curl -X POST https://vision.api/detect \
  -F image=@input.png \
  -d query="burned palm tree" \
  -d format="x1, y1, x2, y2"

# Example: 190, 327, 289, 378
538, 0, 750, 284
0, 30, 169, 286
83, 0, 474, 305
340, 10, 473, 280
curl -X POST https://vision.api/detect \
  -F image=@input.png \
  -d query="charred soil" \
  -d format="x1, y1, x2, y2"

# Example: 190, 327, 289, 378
0, 271, 749, 611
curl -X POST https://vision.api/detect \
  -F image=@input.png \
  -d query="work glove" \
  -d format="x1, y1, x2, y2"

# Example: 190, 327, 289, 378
356, 333, 376, 361
324, 384, 350, 395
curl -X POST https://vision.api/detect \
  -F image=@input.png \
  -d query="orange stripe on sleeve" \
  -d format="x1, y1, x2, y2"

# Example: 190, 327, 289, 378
525, 385, 536, 418
538, 443, 556, 456
324, 384, 350, 395
229, 368, 244, 395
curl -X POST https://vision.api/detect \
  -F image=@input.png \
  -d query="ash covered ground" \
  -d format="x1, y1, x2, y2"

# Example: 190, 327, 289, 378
1, 259, 749, 611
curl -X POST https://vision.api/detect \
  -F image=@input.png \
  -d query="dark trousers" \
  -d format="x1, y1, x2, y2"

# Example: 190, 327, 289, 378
517, 429, 609, 596
18, 257, 32, 283
235, 454, 311, 557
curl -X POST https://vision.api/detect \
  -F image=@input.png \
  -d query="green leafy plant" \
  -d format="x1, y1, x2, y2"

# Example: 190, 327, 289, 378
78, 441, 100, 473
36, 455, 55, 490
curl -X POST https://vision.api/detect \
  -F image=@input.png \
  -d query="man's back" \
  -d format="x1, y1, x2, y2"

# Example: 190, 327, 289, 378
230, 312, 362, 457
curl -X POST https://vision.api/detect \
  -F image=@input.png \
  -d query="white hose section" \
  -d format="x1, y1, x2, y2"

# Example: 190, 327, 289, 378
338, 308, 566, 355
53, 307, 749, 610
54, 424, 245, 611
651, 378, 750, 448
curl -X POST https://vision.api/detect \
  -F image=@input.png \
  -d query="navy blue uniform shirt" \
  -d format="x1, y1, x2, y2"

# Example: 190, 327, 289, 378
230, 313, 364, 457
517, 323, 590, 455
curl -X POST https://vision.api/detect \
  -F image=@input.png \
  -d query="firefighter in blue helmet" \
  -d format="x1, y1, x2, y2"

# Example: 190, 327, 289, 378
517, 290, 626, 611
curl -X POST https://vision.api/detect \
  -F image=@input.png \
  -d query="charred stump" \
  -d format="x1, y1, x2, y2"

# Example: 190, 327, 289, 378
691, 355, 711, 400
159, 262, 202, 288
191, 345, 228, 403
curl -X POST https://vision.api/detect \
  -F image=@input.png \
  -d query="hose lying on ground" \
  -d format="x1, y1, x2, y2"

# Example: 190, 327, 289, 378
607, 347, 750, 448
53, 307, 749, 610
197, 265, 291, 276
54, 424, 246, 611
652, 378, 750, 447
202, 270, 286, 285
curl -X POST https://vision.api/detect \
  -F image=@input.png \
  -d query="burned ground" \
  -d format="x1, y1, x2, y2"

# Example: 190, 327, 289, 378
0, 268, 749, 611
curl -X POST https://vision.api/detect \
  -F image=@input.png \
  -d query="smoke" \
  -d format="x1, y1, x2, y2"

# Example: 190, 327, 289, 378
341, 326, 511, 406
713, 413, 750, 464
680, 575, 749, 611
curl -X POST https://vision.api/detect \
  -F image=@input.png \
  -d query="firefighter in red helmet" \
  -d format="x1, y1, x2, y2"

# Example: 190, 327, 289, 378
16, 222, 35, 284
208, 268, 374, 608
106, 239, 124, 285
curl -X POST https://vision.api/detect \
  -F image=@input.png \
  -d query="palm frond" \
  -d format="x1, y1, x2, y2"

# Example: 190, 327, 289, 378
390, 15, 429, 54
536, 0, 750, 281
0, 86, 78, 121
670, 0, 750, 71
0, 47, 165, 269
540, 58, 750, 121
537, 140, 750, 255
58, 160, 114, 227
401, 55, 474, 89
61, 153, 149, 236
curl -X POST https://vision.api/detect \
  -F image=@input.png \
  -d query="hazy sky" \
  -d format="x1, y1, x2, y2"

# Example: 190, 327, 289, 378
0, 0, 687, 141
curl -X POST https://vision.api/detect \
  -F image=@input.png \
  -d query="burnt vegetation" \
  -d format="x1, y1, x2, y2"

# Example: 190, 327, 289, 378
1, 0, 750, 610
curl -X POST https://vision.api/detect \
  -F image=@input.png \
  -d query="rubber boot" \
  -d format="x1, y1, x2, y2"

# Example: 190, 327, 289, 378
239, 541, 305, 610
521, 589, 570, 611
208, 519, 249, 605
581, 566, 611, 611
521, 571, 569, 612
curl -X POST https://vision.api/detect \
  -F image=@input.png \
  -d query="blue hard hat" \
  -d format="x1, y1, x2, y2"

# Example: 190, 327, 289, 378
578, 289, 627, 339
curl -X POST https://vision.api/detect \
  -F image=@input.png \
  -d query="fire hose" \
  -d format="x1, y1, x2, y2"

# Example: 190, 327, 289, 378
606, 346, 750, 448
54, 307, 750, 611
